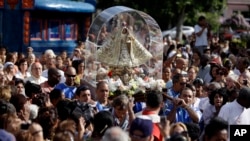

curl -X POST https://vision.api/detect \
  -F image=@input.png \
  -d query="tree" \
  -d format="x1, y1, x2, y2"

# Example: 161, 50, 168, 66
97, 0, 227, 41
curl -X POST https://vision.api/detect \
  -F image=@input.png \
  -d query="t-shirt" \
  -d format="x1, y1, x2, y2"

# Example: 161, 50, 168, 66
194, 24, 208, 46
54, 83, 76, 99
142, 110, 163, 141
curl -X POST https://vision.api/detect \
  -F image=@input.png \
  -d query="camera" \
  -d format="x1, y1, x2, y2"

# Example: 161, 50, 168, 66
21, 123, 31, 130
67, 100, 95, 127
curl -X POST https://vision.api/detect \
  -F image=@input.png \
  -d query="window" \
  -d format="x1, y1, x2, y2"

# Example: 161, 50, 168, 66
30, 19, 42, 40
48, 20, 61, 41
64, 20, 77, 40
30, 18, 78, 41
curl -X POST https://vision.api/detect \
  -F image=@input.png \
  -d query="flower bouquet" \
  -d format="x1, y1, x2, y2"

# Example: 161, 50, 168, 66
106, 74, 166, 102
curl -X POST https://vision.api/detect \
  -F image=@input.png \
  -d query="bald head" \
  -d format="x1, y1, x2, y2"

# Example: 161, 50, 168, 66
175, 58, 188, 71
64, 67, 76, 86
236, 87, 250, 108
31, 62, 42, 78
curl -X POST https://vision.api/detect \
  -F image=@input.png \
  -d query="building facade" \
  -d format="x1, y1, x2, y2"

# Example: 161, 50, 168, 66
0, 0, 96, 55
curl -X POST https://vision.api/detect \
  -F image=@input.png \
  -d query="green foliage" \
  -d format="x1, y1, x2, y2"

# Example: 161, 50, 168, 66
192, 12, 221, 32
97, 0, 226, 31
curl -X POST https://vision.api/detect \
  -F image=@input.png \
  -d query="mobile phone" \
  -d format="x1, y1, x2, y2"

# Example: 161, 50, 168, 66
243, 80, 248, 86
21, 123, 31, 130
160, 116, 167, 126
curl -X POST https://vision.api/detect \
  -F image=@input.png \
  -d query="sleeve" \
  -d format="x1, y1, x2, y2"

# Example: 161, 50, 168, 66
218, 104, 229, 122
193, 107, 203, 122
194, 25, 200, 34
203, 106, 213, 125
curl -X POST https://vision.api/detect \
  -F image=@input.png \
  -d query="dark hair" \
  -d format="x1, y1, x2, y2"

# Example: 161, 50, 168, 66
36, 106, 58, 140
166, 44, 176, 59
193, 78, 204, 86
15, 78, 25, 86
48, 68, 60, 78
205, 117, 228, 140
112, 94, 128, 110
24, 81, 42, 98
242, 57, 250, 69
92, 111, 114, 138
32, 93, 49, 107
209, 88, 228, 105
72, 59, 85, 74
172, 73, 185, 84
0, 99, 16, 115
185, 84, 196, 92
146, 90, 163, 109
238, 87, 250, 101
209, 64, 220, 81
49, 89, 63, 102
216, 67, 228, 76
184, 122, 200, 141
198, 16, 206, 21
56, 99, 71, 121
75, 85, 90, 96
96, 81, 108, 90
9, 94, 27, 113
224, 59, 233, 70
200, 54, 210, 68
180, 87, 193, 97
5, 52, 15, 62
17, 58, 28, 70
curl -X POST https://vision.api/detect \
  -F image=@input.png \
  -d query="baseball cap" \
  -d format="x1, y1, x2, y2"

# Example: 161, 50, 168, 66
129, 116, 153, 138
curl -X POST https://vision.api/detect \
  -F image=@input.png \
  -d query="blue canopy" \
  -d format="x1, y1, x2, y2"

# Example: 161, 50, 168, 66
34, 0, 96, 13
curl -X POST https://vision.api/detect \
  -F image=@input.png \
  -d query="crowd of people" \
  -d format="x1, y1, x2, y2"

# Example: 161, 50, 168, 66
0, 15, 250, 141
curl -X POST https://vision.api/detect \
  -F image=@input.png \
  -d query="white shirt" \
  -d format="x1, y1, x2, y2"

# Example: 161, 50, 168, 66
15, 71, 31, 80
194, 24, 208, 46
42, 69, 65, 83
192, 97, 201, 109
218, 100, 250, 125
199, 97, 210, 112
203, 104, 216, 125
24, 75, 47, 85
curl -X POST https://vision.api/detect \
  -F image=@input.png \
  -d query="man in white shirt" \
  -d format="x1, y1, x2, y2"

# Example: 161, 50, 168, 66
218, 87, 250, 125
24, 62, 47, 85
194, 16, 209, 55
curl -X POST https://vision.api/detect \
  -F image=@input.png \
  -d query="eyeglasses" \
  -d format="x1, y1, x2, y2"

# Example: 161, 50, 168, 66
66, 74, 76, 78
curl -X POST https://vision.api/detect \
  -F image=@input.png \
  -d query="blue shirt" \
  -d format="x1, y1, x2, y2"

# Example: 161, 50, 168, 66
96, 101, 111, 111
55, 83, 76, 99
164, 88, 180, 115
175, 106, 202, 123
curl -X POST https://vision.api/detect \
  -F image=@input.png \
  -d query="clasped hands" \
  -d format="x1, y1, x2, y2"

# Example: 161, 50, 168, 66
172, 98, 189, 109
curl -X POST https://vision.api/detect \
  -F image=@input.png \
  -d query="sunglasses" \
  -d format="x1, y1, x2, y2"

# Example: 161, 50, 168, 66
66, 74, 76, 78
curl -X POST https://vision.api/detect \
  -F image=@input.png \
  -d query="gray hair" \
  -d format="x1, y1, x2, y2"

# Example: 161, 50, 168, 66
209, 82, 221, 90
102, 127, 130, 141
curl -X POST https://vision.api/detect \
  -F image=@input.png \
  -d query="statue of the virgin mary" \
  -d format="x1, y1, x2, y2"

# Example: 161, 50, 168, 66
97, 27, 152, 67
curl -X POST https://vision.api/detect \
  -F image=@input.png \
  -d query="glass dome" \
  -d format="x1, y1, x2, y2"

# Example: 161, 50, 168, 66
85, 6, 163, 83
